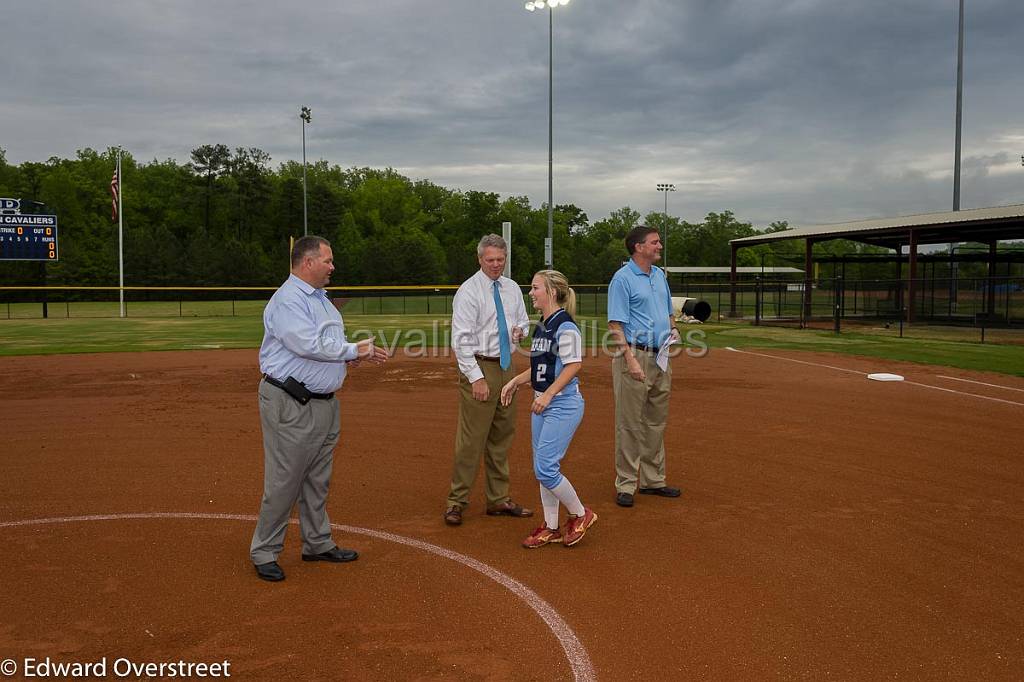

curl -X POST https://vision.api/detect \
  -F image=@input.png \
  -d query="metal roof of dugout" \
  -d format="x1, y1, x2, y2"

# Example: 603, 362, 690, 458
727, 204, 1024, 322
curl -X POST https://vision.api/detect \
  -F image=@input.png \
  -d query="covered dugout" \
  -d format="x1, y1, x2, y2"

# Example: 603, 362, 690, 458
665, 266, 804, 285
729, 204, 1024, 322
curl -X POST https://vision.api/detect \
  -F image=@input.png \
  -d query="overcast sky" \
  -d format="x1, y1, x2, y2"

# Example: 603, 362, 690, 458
3, 0, 1023, 229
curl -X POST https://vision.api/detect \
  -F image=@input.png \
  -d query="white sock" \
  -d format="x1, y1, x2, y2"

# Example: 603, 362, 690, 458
539, 484, 560, 530
550, 478, 585, 518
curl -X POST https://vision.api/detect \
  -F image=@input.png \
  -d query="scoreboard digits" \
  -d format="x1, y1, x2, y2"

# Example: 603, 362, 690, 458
0, 213, 59, 261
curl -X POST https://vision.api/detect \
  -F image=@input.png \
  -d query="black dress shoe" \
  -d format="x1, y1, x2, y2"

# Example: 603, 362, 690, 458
444, 506, 463, 526
254, 561, 285, 582
616, 492, 634, 508
638, 486, 681, 498
302, 546, 359, 563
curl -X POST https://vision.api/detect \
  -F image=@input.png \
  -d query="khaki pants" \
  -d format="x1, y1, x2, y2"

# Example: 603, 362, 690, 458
613, 351, 672, 494
446, 361, 519, 510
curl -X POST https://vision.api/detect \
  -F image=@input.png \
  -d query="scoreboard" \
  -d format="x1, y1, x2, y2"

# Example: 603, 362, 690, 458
0, 213, 59, 261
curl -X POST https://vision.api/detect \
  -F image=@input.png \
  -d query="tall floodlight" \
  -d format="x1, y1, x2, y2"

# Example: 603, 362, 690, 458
953, 0, 964, 211
656, 183, 676, 268
300, 106, 312, 236
525, 0, 572, 268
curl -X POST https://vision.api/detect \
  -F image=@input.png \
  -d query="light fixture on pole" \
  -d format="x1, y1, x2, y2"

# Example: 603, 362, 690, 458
300, 106, 312, 237
525, 0, 572, 268
656, 183, 675, 268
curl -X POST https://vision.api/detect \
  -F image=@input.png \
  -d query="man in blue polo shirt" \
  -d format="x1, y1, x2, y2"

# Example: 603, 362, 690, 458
607, 225, 682, 508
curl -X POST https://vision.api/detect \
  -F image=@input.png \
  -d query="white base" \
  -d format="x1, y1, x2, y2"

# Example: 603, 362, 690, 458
867, 373, 905, 382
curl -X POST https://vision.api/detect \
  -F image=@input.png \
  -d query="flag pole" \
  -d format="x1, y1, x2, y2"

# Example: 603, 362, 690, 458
117, 149, 125, 318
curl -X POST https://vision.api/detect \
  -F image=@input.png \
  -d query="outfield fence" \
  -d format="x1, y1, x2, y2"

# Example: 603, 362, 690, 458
0, 285, 614, 319
3, 279, 1021, 345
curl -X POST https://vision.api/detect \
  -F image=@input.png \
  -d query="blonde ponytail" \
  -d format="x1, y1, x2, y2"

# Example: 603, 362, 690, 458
564, 287, 577, 318
536, 269, 576, 317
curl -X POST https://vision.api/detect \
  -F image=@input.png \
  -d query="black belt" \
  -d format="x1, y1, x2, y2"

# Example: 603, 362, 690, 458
263, 375, 335, 400
630, 342, 659, 353
474, 354, 500, 363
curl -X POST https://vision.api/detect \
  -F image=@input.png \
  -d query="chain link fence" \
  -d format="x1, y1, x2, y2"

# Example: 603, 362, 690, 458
730, 276, 1023, 343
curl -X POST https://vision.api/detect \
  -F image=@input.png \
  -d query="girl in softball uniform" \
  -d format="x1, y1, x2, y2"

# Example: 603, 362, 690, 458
501, 270, 596, 548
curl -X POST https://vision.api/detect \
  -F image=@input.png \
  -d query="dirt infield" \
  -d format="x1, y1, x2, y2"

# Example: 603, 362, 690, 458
1, 348, 1023, 680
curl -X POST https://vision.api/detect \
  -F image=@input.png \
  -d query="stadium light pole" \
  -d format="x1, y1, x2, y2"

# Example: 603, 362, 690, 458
656, 183, 675, 268
952, 0, 964, 211
300, 106, 312, 237
525, 0, 572, 268
949, 0, 965, 271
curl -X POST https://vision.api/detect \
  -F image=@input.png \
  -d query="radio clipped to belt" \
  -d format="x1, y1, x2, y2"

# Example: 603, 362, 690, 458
264, 375, 333, 405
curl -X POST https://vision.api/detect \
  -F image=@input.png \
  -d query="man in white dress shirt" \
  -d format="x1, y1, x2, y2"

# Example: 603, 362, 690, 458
251, 235, 387, 582
443, 234, 533, 526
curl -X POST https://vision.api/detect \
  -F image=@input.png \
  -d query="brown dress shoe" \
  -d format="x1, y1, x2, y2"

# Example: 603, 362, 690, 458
444, 506, 463, 526
485, 500, 534, 517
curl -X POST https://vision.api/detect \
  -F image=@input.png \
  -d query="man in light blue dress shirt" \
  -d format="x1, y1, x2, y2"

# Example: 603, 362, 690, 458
607, 226, 682, 508
251, 236, 387, 582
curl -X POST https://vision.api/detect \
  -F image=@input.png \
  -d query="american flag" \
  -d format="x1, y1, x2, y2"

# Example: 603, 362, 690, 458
110, 166, 119, 221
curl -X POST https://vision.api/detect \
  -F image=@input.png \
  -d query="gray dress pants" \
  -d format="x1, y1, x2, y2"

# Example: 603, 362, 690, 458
250, 378, 340, 565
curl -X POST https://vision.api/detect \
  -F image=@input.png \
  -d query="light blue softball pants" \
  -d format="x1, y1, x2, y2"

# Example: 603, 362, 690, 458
531, 391, 585, 489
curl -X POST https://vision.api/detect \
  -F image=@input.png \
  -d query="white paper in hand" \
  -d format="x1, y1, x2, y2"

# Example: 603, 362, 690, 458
656, 337, 679, 372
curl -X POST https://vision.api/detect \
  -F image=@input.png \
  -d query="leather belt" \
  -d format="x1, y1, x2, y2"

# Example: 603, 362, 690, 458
474, 354, 500, 363
263, 375, 335, 400
630, 342, 659, 353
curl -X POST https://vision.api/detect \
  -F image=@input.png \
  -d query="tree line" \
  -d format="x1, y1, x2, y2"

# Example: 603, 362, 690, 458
0, 145, 900, 289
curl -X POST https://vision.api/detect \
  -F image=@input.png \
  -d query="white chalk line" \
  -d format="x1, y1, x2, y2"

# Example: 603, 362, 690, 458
725, 347, 1024, 407
936, 375, 1024, 394
900, 381, 1024, 406
724, 347, 865, 375
0, 512, 595, 682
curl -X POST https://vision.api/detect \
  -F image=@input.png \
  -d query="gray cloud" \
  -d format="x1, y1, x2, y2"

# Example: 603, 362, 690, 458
2, 0, 1022, 232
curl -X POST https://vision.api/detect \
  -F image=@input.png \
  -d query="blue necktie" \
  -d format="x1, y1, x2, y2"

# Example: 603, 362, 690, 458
493, 281, 511, 370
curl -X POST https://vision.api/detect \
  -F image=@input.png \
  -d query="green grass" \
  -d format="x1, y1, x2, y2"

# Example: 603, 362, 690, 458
1, 315, 1022, 377
696, 322, 1024, 376
0, 317, 267, 355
